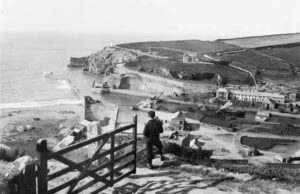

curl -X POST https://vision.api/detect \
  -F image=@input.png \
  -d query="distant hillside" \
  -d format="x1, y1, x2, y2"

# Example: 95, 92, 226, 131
218, 33, 300, 48
217, 50, 292, 78
258, 45, 300, 68
118, 40, 239, 54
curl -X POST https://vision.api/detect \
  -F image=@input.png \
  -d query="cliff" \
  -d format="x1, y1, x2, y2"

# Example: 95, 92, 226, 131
68, 47, 138, 74
68, 57, 88, 68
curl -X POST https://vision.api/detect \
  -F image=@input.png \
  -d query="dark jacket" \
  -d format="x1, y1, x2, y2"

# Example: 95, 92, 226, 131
143, 118, 163, 140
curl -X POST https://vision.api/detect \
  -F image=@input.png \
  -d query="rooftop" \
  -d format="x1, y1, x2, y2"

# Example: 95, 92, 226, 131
230, 90, 285, 98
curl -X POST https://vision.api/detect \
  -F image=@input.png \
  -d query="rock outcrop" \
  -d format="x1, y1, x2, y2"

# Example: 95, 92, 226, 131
68, 57, 88, 68
68, 47, 138, 74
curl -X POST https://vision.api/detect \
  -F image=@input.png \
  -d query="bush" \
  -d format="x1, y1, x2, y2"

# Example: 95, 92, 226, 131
214, 163, 300, 183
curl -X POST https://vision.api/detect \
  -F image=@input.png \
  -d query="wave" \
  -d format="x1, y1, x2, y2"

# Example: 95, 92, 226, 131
0, 99, 83, 109
56, 80, 71, 90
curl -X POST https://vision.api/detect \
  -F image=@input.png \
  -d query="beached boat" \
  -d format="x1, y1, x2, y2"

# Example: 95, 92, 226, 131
130, 99, 155, 112
91, 81, 110, 94
43, 71, 54, 78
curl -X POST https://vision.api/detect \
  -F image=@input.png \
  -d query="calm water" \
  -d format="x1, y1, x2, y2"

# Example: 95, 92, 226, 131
0, 32, 157, 108
0, 32, 217, 123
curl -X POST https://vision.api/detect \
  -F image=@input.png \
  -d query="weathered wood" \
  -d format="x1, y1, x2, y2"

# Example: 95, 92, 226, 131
48, 133, 109, 159
48, 124, 134, 159
114, 139, 135, 152
36, 139, 48, 194
110, 132, 115, 186
48, 149, 111, 181
114, 124, 136, 134
66, 134, 111, 193
114, 150, 135, 164
48, 150, 108, 183
36, 119, 138, 194
22, 163, 37, 194
133, 114, 137, 174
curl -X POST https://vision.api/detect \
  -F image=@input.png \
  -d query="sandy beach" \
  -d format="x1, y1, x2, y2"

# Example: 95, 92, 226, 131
0, 104, 83, 157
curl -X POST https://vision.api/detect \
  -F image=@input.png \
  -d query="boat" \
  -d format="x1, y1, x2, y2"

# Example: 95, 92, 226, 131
43, 71, 54, 78
130, 99, 155, 112
91, 81, 110, 94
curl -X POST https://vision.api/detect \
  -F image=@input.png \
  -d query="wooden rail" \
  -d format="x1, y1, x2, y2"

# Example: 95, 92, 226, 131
36, 115, 137, 194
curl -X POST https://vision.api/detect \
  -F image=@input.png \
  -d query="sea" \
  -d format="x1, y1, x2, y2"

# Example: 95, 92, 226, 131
0, 31, 152, 109
0, 32, 217, 123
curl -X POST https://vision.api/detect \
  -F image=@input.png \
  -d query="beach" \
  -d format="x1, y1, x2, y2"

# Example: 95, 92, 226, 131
0, 104, 83, 157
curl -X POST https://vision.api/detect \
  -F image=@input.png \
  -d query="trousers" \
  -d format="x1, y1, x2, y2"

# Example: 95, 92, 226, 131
145, 138, 163, 164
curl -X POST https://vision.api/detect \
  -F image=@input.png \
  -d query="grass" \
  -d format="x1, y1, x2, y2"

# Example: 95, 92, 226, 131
125, 58, 253, 85
219, 33, 300, 48
220, 50, 291, 71
259, 45, 300, 68
214, 163, 300, 184
248, 125, 300, 136
118, 40, 239, 54
240, 136, 296, 150
149, 47, 183, 61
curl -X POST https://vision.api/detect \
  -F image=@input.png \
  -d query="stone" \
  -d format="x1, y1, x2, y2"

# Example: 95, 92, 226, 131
25, 125, 35, 131
11, 156, 35, 173
16, 125, 25, 132
189, 138, 203, 150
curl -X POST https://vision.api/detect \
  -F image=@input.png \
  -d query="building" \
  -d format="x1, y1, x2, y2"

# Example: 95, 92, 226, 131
230, 90, 285, 104
216, 88, 229, 101
216, 87, 286, 104
182, 52, 198, 63
157, 111, 186, 131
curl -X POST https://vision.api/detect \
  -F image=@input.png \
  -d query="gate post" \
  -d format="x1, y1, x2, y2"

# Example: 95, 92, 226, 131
36, 139, 48, 194
110, 132, 115, 186
133, 114, 137, 174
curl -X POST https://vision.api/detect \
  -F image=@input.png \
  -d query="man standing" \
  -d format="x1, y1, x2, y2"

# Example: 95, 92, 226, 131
143, 110, 164, 169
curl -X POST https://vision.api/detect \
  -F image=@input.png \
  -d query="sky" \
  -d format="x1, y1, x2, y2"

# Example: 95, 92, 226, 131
0, 0, 299, 39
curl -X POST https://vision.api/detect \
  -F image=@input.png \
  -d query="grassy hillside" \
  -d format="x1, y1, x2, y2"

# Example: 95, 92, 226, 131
259, 45, 300, 68
125, 58, 254, 85
118, 40, 239, 54
218, 50, 292, 78
219, 33, 300, 48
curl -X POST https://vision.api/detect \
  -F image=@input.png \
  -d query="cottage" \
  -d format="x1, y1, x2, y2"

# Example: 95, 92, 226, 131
157, 111, 186, 131
230, 90, 285, 104
216, 88, 229, 101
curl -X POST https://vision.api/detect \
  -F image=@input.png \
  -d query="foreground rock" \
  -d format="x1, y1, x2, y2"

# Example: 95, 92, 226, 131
0, 156, 35, 194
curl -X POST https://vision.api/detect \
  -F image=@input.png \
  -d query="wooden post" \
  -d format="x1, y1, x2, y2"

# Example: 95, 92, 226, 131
20, 163, 37, 194
110, 132, 115, 186
36, 139, 48, 194
133, 114, 137, 174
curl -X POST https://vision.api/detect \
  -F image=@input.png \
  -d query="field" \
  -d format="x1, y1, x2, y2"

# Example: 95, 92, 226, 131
219, 33, 300, 48
118, 40, 239, 54
248, 125, 300, 136
219, 50, 292, 78
241, 136, 297, 151
259, 45, 300, 68
125, 58, 253, 85
149, 47, 183, 61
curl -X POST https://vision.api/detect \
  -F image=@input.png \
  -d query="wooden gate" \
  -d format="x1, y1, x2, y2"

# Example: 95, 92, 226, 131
36, 115, 137, 194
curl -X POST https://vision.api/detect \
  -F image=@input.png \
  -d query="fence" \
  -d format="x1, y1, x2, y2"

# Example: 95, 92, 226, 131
36, 115, 137, 194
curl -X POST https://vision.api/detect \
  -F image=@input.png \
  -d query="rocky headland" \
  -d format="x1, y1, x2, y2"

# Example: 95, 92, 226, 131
68, 46, 138, 74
